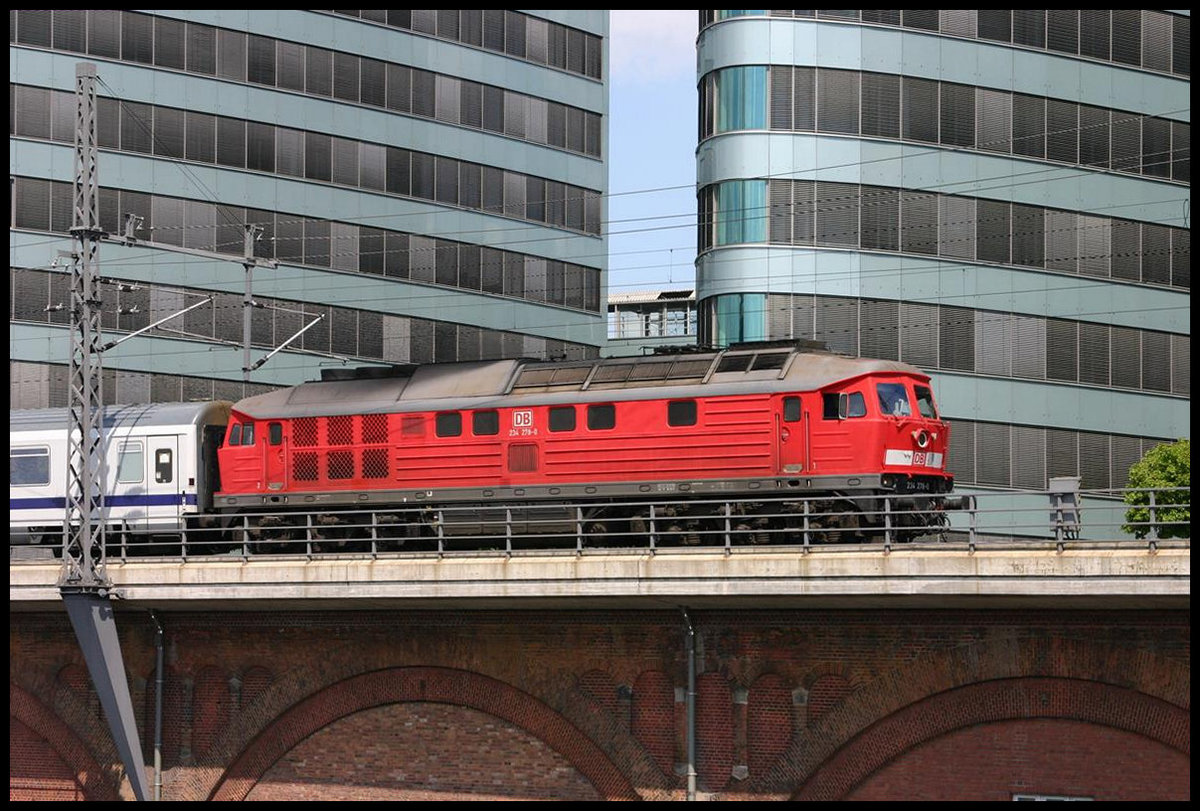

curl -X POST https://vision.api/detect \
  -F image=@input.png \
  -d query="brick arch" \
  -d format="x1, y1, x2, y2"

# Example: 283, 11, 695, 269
208, 666, 640, 801
792, 677, 1191, 801
9, 682, 120, 801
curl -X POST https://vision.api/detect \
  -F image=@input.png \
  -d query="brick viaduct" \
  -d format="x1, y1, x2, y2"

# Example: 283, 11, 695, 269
11, 601, 1190, 801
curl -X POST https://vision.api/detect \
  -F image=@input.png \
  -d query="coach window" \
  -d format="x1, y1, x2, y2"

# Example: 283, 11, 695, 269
668, 400, 697, 426
473, 410, 500, 436
783, 396, 801, 423
268, 422, 283, 445
228, 423, 242, 445
822, 392, 866, 419
549, 406, 576, 432
587, 403, 616, 430
436, 412, 463, 437
155, 449, 173, 483
10, 447, 50, 486
116, 441, 144, 483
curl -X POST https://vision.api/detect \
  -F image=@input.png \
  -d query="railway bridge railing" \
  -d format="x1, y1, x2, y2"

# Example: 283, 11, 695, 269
9, 486, 1190, 563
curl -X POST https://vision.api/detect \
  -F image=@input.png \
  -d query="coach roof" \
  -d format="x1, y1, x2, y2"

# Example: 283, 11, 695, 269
11, 401, 232, 433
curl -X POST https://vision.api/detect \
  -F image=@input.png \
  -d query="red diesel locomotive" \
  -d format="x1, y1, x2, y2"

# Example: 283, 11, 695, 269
213, 342, 954, 546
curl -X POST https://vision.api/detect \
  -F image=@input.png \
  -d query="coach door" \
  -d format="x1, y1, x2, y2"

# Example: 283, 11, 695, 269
147, 435, 181, 527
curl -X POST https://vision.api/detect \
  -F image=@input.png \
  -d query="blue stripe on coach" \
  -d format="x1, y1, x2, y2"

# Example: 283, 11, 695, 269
11, 493, 198, 510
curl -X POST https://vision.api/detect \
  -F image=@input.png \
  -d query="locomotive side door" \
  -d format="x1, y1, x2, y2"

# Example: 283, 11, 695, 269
264, 421, 287, 490
779, 396, 806, 473
146, 435, 181, 530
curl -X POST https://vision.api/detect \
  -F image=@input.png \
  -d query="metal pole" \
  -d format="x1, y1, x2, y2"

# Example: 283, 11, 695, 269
150, 612, 164, 802
681, 608, 697, 801
59, 61, 150, 803
242, 226, 258, 383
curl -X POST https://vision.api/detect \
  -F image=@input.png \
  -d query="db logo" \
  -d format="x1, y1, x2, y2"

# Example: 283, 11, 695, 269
913, 452, 927, 467
513, 410, 534, 428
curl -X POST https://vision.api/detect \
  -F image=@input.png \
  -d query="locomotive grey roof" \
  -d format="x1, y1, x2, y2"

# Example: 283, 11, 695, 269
232, 347, 927, 420
11, 401, 232, 434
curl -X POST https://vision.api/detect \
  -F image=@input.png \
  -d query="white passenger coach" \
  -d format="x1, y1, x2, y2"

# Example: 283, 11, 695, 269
10, 402, 230, 546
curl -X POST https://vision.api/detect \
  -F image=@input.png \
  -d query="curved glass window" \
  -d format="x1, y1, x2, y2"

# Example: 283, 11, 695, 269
715, 180, 768, 246
712, 293, 767, 347
715, 66, 768, 133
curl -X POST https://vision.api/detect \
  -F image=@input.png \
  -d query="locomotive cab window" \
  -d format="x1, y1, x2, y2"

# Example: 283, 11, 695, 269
10, 446, 50, 486
668, 400, 697, 426
241, 423, 255, 445
915, 385, 937, 418
116, 441, 144, 483
783, 396, 801, 423
877, 383, 912, 417
587, 404, 616, 430
155, 449, 173, 484
228, 423, 241, 445
549, 406, 576, 432
268, 422, 283, 445
436, 412, 462, 437
822, 392, 866, 420
473, 410, 500, 436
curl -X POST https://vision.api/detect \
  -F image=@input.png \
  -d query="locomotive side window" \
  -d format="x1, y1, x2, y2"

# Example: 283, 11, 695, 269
155, 449, 173, 484
549, 406, 576, 432
783, 397, 801, 422
436, 412, 463, 437
116, 441, 144, 483
915, 385, 938, 418
822, 392, 866, 419
268, 423, 283, 445
587, 404, 616, 430
10, 447, 50, 486
229, 423, 242, 445
668, 400, 697, 426
877, 383, 912, 417
473, 410, 500, 436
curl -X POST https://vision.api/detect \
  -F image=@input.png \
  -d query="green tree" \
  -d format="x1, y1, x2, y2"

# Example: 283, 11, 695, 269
1122, 439, 1190, 539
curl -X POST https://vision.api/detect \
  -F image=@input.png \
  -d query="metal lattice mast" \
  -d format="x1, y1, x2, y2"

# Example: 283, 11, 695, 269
58, 62, 151, 802
61, 62, 107, 592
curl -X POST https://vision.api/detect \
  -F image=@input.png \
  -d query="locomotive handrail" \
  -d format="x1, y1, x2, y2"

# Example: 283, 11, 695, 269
9, 487, 1190, 563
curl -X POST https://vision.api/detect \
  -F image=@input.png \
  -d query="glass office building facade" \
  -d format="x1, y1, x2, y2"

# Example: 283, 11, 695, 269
10, 10, 608, 406
695, 10, 1189, 494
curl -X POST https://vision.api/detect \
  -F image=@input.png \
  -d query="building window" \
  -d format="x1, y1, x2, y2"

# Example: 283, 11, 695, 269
715, 181, 768, 246
714, 66, 767, 133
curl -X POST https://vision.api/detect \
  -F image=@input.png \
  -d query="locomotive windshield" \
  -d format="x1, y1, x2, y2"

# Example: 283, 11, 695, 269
876, 383, 911, 417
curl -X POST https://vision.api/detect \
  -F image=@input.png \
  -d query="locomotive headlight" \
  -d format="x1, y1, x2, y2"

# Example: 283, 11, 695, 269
912, 429, 930, 448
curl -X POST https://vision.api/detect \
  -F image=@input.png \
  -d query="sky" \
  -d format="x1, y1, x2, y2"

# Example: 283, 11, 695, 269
606, 10, 699, 296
